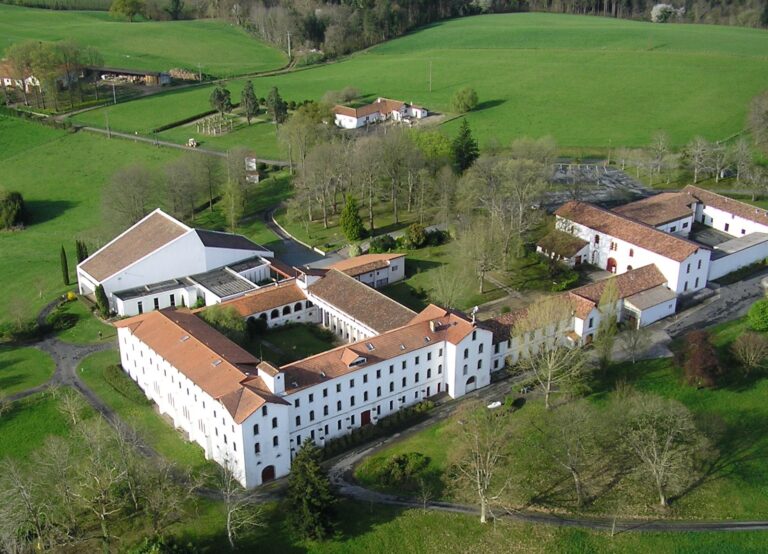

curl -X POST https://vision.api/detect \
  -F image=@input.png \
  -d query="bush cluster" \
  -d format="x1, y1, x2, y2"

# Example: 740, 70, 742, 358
105, 365, 151, 405
366, 452, 431, 490
0, 189, 25, 230
550, 267, 579, 292
322, 400, 435, 459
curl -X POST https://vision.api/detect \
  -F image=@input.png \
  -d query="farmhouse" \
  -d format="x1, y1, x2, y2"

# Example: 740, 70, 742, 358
77, 209, 277, 316
333, 97, 428, 129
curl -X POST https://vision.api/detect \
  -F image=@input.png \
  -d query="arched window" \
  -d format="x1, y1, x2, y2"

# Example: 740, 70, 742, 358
306, 300, 314, 308
270, 309, 279, 319
294, 302, 303, 312
627, 265, 633, 271
282, 305, 291, 315
259, 313, 268, 320
629, 248, 634, 257
463, 348, 469, 359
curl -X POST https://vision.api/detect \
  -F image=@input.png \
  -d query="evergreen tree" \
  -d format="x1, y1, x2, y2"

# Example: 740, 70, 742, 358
242, 81, 258, 125
60, 245, 69, 286
339, 195, 365, 242
266, 87, 288, 126
209, 86, 233, 117
95, 284, 110, 317
286, 442, 336, 540
451, 119, 479, 173
75, 240, 89, 263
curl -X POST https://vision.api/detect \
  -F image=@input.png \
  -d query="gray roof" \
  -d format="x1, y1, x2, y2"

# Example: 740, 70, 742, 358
711, 232, 768, 259
189, 268, 256, 299
113, 278, 193, 301
194, 229, 269, 252
228, 256, 270, 273
624, 285, 677, 311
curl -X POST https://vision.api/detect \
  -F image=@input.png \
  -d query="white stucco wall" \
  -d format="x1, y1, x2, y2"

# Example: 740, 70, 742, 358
694, 204, 768, 238
655, 216, 693, 237
708, 239, 768, 280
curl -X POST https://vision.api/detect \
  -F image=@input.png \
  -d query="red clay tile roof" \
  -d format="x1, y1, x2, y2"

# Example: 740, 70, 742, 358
329, 253, 404, 277
280, 304, 476, 393
537, 230, 589, 258
555, 201, 701, 262
219, 280, 307, 317
80, 210, 188, 282
682, 185, 768, 227
483, 308, 528, 343
308, 269, 415, 333
333, 98, 405, 119
115, 309, 287, 423
612, 193, 694, 226
567, 264, 667, 318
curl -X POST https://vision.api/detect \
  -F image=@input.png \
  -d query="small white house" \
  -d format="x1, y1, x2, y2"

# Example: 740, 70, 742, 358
333, 98, 427, 129
328, 253, 406, 288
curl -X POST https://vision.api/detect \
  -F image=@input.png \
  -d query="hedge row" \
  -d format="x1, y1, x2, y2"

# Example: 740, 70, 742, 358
105, 365, 151, 405
322, 400, 435, 460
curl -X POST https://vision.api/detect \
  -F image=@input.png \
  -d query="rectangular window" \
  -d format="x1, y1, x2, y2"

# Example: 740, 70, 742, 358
273, 436, 278, 447
389, 382, 394, 392
309, 393, 314, 403
697, 260, 702, 270
262, 406, 267, 416
154, 298, 160, 310
336, 383, 341, 393
364, 391, 369, 401
415, 373, 420, 383
337, 400, 342, 411
376, 386, 381, 397
695, 277, 700, 288
684, 281, 689, 292
670, 226, 677, 232
589, 318, 594, 328
137, 301, 143, 314
683, 222, 689, 228
427, 352, 432, 361
324, 405, 329, 416
725, 223, 730, 232
402, 377, 407, 387
170, 294, 175, 307
401, 361, 406, 370
295, 398, 300, 408
295, 415, 301, 426
363, 374, 368, 384
686, 263, 691, 274
350, 396, 355, 407
253, 424, 259, 435
323, 388, 328, 398
310, 411, 315, 422
415, 356, 420, 365
351, 415, 355, 425
439, 348, 443, 357
389, 365, 394, 374
337, 420, 342, 430
254, 443, 260, 454
376, 369, 381, 379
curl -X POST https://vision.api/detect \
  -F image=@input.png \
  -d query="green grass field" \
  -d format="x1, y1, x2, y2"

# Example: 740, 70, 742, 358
0, 392, 75, 460
77, 350, 214, 473
74, 13, 768, 152
0, 116, 181, 326
0, 5, 287, 77
51, 298, 115, 344
357, 319, 768, 521
0, 345, 54, 396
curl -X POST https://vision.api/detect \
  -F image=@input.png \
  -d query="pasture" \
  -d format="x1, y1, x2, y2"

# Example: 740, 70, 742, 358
0, 4, 287, 76
0, 116, 181, 326
74, 13, 768, 151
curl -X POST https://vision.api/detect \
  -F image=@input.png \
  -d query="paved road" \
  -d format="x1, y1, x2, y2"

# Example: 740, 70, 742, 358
264, 209, 343, 268
78, 126, 290, 167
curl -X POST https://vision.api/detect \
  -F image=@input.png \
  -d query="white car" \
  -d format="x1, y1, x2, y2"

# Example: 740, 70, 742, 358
487, 401, 502, 410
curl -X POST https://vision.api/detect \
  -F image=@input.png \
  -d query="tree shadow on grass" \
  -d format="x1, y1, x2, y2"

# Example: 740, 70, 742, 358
23, 199, 76, 227
474, 99, 506, 112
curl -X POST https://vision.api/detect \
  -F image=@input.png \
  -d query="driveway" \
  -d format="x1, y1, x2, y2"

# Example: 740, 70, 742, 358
264, 209, 344, 268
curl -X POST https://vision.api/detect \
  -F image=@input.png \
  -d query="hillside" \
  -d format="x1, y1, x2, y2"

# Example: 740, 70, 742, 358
0, 4, 287, 76
73, 13, 768, 150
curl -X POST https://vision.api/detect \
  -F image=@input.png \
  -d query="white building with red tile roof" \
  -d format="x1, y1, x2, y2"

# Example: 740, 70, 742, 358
333, 97, 428, 129
328, 253, 405, 288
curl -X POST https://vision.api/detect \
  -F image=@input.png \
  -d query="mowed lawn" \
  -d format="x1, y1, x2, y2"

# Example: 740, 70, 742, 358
0, 117, 181, 325
0, 4, 287, 77
75, 13, 768, 150
0, 345, 55, 396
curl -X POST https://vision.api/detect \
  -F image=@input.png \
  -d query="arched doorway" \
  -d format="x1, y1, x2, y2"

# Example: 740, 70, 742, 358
465, 376, 477, 393
261, 465, 275, 483
606, 258, 617, 274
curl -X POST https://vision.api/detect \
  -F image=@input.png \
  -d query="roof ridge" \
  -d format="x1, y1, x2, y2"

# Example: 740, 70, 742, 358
326, 269, 417, 314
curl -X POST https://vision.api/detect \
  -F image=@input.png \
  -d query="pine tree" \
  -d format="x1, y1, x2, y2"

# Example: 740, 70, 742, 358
60, 245, 69, 286
95, 284, 110, 317
339, 195, 365, 242
451, 119, 479, 173
75, 240, 89, 263
266, 87, 288, 125
286, 442, 336, 540
242, 81, 258, 125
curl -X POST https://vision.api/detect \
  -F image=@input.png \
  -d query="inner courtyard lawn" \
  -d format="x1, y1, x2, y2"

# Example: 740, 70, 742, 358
0, 4, 287, 77
248, 323, 340, 366
73, 13, 768, 151
0, 345, 55, 396
356, 318, 768, 521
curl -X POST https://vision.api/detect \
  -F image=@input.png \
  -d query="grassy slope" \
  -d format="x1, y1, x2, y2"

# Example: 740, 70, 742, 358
77, 350, 213, 472
53, 298, 115, 345
0, 4, 287, 76
0, 392, 73, 460
75, 13, 768, 149
0, 117, 181, 325
357, 319, 768, 520
0, 345, 55, 395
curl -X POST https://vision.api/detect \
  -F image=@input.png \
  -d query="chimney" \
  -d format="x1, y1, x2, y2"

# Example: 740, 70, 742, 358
429, 320, 437, 332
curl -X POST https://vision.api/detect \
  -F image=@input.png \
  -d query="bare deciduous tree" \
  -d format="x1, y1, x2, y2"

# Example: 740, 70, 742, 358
457, 217, 501, 294
216, 459, 263, 549
594, 277, 619, 369
430, 264, 464, 309
449, 403, 513, 523
621, 324, 652, 364
748, 91, 768, 154
102, 164, 155, 232
684, 136, 709, 184
193, 155, 223, 212
57, 388, 84, 426
623, 393, 709, 507
731, 332, 768, 374
517, 343, 588, 410
143, 460, 198, 536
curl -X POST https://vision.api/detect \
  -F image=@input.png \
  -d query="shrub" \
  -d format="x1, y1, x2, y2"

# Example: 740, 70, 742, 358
198, 305, 246, 344
246, 316, 268, 338
651, 3, 684, 22
348, 243, 362, 257
450, 87, 479, 113
682, 330, 721, 387
95, 284, 110, 317
105, 365, 150, 404
731, 332, 768, 374
373, 452, 431, 489
404, 223, 427, 249
748, 299, 768, 331
551, 268, 579, 292
369, 234, 397, 253
0, 189, 25, 230
425, 228, 448, 246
